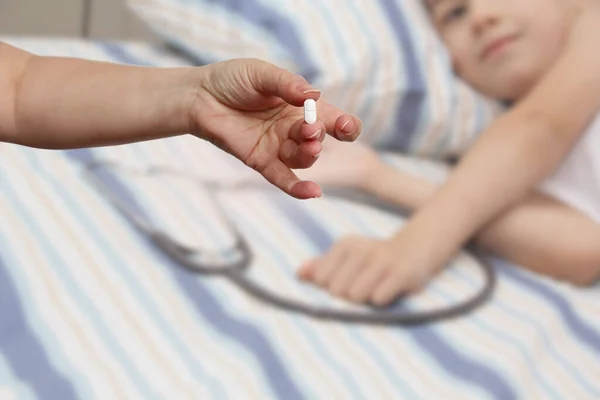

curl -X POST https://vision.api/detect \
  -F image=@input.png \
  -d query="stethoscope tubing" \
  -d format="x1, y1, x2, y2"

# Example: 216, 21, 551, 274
83, 161, 497, 326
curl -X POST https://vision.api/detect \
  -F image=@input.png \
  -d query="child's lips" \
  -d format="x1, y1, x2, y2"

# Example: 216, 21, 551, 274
480, 34, 519, 61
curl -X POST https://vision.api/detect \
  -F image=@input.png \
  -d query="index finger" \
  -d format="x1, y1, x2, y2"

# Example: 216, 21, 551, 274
259, 158, 323, 199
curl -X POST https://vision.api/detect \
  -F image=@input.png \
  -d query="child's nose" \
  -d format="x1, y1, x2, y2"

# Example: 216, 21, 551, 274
470, 0, 501, 36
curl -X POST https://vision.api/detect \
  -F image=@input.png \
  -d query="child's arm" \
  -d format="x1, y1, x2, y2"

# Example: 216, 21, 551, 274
0, 42, 362, 199
363, 164, 600, 285
297, 144, 600, 301
299, 6, 600, 304
392, 6, 600, 276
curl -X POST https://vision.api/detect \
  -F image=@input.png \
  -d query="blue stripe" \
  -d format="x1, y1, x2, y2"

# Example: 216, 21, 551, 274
204, 0, 319, 81
0, 253, 78, 400
497, 260, 600, 357
270, 194, 517, 400
259, 198, 420, 398
122, 141, 321, 398
83, 48, 302, 399
100, 43, 153, 67
68, 149, 149, 220
223, 201, 363, 398
0, 159, 158, 400
331, 201, 562, 397
67, 149, 305, 400
377, 0, 426, 152
436, 272, 562, 398
455, 266, 599, 397
152, 250, 305, 400
301, 195, 599, 397
308, 1, 352, 94
23, 150, 227, 399
344, 0, 380, 138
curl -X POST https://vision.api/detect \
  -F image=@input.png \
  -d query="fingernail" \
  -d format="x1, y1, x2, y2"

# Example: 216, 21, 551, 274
301, 87, 321, 94
308, 129, 322, 139
340, 118, 355, 133
312, 149, 322, 158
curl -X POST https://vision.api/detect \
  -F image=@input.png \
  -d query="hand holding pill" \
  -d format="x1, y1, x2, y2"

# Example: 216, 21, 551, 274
1, 43, 360, 200
191, 58, 363, 199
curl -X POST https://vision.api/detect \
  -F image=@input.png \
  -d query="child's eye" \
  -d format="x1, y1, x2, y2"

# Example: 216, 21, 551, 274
441, 4, 468, 25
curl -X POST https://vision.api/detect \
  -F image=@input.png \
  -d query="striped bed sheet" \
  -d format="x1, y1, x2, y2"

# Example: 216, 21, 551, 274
1, 38, 600, 400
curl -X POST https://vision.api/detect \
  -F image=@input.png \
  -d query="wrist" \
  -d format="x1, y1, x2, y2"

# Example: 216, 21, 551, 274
393, 188, 475, 258
146, 65, 205, 137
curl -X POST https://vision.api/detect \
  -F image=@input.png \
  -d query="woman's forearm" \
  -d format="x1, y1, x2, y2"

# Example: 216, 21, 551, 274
1, 42, 199, 149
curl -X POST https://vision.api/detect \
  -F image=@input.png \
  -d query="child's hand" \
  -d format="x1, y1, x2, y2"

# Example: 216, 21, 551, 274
298, 230, 441, 307
190, 58, 362, 200
294, 139, 382, 190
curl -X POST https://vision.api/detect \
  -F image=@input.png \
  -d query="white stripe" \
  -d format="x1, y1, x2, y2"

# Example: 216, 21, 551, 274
48, 152, 267, 397
234, 193, 410, 398
5, 150, 210, 399
128, 0, 291, 67
319, 0, 371, 126
292, 196, 489, 398
486, 274, 600, 394
1, 181, 138, 399
222, 199, 377, 397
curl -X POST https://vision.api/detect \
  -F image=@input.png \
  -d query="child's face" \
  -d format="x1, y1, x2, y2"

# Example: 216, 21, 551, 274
428, 0, 577, 101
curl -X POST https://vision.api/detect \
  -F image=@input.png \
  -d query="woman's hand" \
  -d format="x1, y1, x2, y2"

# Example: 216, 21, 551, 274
190, 58, 363, 199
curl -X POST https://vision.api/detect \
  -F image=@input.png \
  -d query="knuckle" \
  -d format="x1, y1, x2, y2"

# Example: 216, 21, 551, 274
329, 284, 344, 296
314, 272, 328, 286
348, 290, 365, 303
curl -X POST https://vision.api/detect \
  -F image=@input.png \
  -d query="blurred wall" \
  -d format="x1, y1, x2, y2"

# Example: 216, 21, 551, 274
0, 0, 159, 41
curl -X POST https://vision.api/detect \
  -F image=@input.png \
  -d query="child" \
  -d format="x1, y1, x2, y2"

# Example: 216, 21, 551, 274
0, 43, 363, 200
298, 0, 600, 306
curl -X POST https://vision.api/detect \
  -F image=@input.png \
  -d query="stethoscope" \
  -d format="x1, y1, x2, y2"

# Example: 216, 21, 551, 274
82, 160, 496, 326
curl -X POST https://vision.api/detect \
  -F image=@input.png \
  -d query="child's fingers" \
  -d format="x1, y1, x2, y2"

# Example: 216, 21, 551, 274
328, 252, 369, 297
297, 259, 318, 281
370, 270, 408, 307
311, 245, 349, 287
347, 264, 389, 304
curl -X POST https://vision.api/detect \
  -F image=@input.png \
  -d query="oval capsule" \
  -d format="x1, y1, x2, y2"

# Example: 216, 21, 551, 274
304, 99, 317, 124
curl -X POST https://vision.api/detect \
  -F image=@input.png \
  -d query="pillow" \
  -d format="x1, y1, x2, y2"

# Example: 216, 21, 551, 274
127, 0, 502, 159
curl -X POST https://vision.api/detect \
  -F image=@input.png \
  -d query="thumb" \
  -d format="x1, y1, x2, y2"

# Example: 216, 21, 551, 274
249, 59, 321, 106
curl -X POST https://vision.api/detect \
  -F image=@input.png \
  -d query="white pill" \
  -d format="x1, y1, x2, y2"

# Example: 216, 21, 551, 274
304, 99, 317, 124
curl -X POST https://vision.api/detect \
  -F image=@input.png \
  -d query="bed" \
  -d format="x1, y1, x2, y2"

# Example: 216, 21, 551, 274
1, 36, 599, 400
